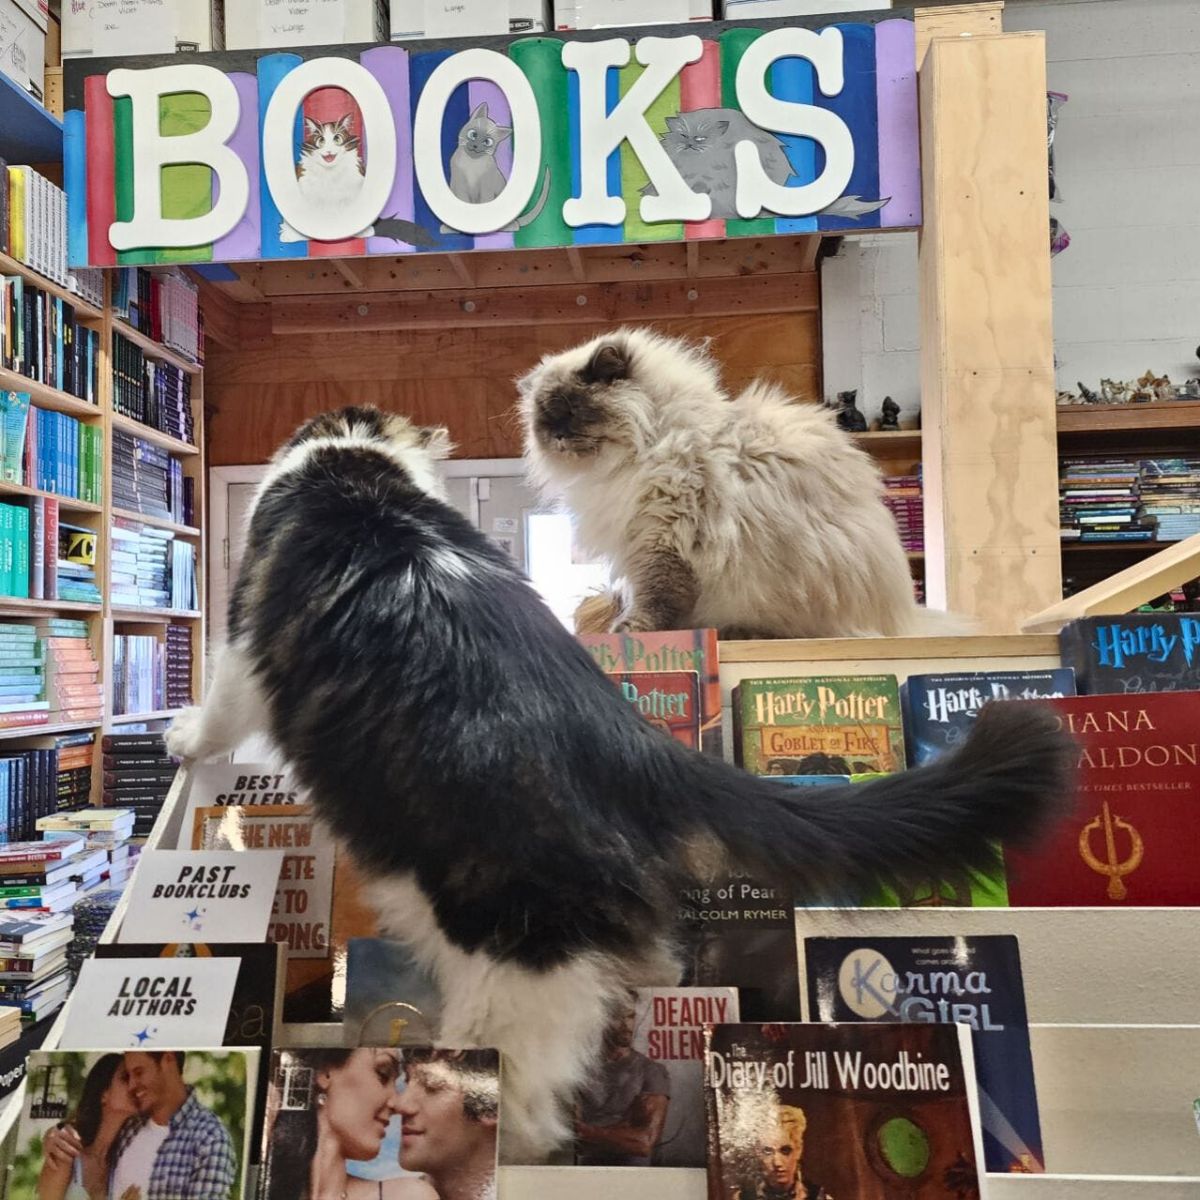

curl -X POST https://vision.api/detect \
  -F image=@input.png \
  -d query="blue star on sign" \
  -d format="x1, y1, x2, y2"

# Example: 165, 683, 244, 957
184, 908, 201, 922
134, 1027, 153, 1045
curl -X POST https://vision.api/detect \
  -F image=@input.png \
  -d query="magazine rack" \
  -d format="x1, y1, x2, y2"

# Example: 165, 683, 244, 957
1, 634, 1197, 1199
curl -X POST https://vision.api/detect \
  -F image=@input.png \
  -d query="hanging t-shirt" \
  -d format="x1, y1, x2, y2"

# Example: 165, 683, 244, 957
110, 1119, 170, 1200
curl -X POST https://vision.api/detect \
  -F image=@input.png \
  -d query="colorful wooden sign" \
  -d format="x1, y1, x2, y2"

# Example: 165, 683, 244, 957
62, 15, 919, 268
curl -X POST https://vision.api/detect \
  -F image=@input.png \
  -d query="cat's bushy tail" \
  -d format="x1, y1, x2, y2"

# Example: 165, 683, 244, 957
673, 702, 1075, 900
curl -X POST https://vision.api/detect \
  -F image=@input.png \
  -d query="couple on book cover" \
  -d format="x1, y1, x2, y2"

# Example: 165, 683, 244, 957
35, 1050, 241, 1200
262, 1047, 500, 1200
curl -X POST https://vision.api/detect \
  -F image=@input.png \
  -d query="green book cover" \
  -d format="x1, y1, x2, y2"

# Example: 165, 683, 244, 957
733, 674, 905, 775
719, 28, 775, 238
0, 506, 14, 598
618, 63, 683, 243
12, 506, 29, 599
859, 864, 1010, 909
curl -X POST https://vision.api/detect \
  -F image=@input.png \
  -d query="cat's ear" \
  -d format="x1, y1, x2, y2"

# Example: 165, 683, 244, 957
417, 425, 455, 460
581, 342, 630, 385
664, 115, 685, 133
495, 126, 513, 142
335, 114, 354, 133
712, 120, 730, 136
471, 101, 489, 120
303, 116, 322, 140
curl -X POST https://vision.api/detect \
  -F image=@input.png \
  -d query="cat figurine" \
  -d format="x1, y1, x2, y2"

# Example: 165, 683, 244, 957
520, 328, 962, 639
441, 102, 552, 235
167, 405, 1072, 1162
649, 107, 887, 221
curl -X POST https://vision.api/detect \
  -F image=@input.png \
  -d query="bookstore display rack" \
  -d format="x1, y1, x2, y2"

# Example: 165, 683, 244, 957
0, 243, 207, 790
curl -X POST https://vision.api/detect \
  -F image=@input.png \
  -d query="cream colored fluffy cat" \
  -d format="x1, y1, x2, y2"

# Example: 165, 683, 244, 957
519, 328, 952, 639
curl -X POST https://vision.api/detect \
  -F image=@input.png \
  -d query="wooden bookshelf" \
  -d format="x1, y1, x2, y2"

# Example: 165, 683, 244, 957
0, 597, 101, 615
0, 480, 102, 513
0, 720, 102, 741
111, 606, 202, 621
109, 708, 186, 724
1056, 400, 1200, 435
112, 318, 203, 376
0, 250, 104, 321
0, 366, 102, 419
111, 412, 200, 457
111, 507, 201, 538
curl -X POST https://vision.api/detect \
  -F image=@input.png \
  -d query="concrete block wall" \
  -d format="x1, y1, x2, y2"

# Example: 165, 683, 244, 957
821, 0, 1200, 417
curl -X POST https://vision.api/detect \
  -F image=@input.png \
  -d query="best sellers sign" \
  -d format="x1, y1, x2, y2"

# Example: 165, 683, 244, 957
62, 14, 919, 267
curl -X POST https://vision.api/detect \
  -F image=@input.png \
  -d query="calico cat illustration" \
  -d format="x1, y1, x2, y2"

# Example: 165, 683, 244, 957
440, 102, 552, 234
649, 108, 887, 221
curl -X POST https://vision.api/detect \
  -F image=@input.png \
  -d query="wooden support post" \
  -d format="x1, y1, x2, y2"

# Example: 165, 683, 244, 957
918, 32, 1061, 633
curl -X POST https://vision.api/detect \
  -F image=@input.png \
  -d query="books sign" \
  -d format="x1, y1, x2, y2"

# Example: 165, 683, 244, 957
118, 850, 285, 945
62, 12, 919, 267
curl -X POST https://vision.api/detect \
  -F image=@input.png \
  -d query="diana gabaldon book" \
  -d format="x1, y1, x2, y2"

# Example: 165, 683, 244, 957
1059, 613, 1200, 693
576, 986, 738, 1168
804, 934, 1043, 1174
1004, 690, 1200, 905
704, 1022, 986, 1200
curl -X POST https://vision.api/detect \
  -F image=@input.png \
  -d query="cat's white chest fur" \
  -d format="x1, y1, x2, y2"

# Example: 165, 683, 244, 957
279, 155, 376, 242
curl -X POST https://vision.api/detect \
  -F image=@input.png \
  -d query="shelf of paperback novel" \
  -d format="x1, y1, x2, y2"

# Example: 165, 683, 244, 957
0, 482, 99, 515
0, 255, 102, 327
111, 318, 203, 379
109, 506, 201, 539
106, 709, 184, 725
109, 411, 199, 458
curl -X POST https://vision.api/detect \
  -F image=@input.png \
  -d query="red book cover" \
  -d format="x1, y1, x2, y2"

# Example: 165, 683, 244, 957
1005, 692, 1200, 906
578, 629, 722, 757
611, 670, 701, 750
42, 498, 58, 601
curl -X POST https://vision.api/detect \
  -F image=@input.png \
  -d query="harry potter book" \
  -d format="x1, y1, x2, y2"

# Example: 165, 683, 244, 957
804, 935, 1043, 1173
611, 670, 701, 748
733, 675, 906, 776
902, 670, 1077, 765
705, 1023, 985, 1200
576, 986, 739, 1168
260, 1046, 500, 1200
578, 628, 722, 756
1004, 691, 1200, 905
13, 1048, 259, 1200
1059, 614, 1200, 694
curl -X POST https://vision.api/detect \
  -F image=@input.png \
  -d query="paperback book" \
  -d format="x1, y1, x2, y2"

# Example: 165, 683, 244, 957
1059, 614, 1200, 694
1005, 691, 1200, 905
259, 1046, 500, 1200
12, 1048, 259, 1200
804, 934, 1043, 1173
733, 675, 906, 776
705, 1022, 985, 1200
611, 670, 702, 748
576, 986, 738, 1168
578, 628, 722, 756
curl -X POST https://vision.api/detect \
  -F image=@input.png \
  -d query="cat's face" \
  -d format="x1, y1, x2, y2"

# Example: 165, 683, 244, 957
302, 116, 360, 170
661, 113, 730, 157
278, 407, 454, 499
458, 102, 511, 160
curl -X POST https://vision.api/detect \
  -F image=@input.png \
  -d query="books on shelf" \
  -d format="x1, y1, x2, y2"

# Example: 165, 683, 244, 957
111, 516, 197, 610
883, 471, 924, 554
0, 391, 104, 504
113, 330, 196, 443
165, 622, 194, 709
0, 277, 102, 404
55, 519, 101, 605
99, 732, 179, 834
1138, 457, 1200, 542
37, 619, 103, 725
111, 266, 202, 364
112, 428, 193, 524
704, 1022, 985, 1200
1060, 613, 1200, 694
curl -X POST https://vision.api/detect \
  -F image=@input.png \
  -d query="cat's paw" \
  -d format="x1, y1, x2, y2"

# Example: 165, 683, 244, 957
165, 707, 222, 761
613, 615, 657, 634
278, 222, 303, 244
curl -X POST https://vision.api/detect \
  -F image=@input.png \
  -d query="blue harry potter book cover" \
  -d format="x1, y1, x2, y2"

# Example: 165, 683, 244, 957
804, 933, 1043, 1174
1059, 614, 1200, 694
901, 670, 1076, 766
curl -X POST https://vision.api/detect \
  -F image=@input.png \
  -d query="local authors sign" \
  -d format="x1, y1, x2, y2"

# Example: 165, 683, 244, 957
62, 12, 919, 267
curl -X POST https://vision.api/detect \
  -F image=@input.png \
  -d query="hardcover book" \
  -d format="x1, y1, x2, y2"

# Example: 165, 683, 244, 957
259, 1046, 500, 1200
902, 670, 1077, 766
12, 1048, 259, 1200
804, 935, 1043, 1173
1059, 614, 1200, 694
1004, 691, 1200, 905
733, 675, 906, 776
578, 629, 722, 757
576, 986, 738, 1168
705, 1022, 985, 1200
611, 670, 701, 749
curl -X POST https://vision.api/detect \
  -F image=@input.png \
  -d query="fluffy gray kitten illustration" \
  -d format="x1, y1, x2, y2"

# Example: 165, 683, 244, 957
441, 101, 552, 234
647, 107, 887, 221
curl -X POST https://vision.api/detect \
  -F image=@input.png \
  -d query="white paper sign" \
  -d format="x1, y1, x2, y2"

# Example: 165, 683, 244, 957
424, 0, 508, 39
60, 957, 240, 1049
92, 0, 175, 57
118, 851, 285, 945
575, 0, 688, 28
259, 0, 345, 47
178, 762, 305, 852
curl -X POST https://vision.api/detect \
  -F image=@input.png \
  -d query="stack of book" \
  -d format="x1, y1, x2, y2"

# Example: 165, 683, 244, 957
112, 634, 164, 716
111, 517, 173, 609
1059, 455, 1152, 543
99, 732, 178, 836
111, 267, 201, 364
1138, 458, 1200, 542
0, 503, 31, 599
0, 909, 75, 1026
0, 281, 102, 405
0, 736, 100, 839
52, 732, 94, 812
0, 392, 103, 505
36, 618, 102, 725
0, 1005, 19, 1054
0, 623, 47, 731
112, 429, 174, 520
170, 539, 199, 611
37, 808, 137, 895
165, 624, 194, 709
2, 166, 70, 288
882, 473, 923, 554
55, 520, 101, 605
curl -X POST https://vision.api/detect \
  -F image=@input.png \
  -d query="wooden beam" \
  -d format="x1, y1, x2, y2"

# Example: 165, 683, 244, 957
797, 235, 821, 273
685, 241, 700, 278
268, 272, 819, 335
918, 32, 1060, 633
331, 258, 365, 289
566, 246, 587, 283
1021, 535, 1200, 633
914, 2, 1004, 65
446, 253, 475, 287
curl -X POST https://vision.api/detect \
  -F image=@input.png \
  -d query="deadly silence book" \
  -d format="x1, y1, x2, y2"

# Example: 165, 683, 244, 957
705, 1022, 985, 1200
805, 935, 1043, 1174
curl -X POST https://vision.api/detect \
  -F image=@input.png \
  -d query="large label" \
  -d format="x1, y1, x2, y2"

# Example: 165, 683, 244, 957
62, 12, 919, 267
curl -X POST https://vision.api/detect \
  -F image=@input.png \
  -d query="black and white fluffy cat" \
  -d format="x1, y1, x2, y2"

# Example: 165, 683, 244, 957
166, 407, 1073, 1161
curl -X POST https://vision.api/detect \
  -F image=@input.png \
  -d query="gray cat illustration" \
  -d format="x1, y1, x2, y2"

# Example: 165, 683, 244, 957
646, 108, 887, 221
440, 102, 551, 234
